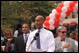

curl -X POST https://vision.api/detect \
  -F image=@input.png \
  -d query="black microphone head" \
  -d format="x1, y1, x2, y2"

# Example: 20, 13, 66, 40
35, 33, 39, 37
31, 32, 39, 44
34, 32, 39, 40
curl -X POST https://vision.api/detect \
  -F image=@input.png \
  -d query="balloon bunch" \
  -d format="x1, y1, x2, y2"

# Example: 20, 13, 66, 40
43, 1, 78, 30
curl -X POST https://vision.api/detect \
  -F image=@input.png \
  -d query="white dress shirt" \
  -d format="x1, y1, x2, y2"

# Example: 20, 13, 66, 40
23, 33, 29, 43
26, 28, 55, 52
58, 37, 67, 52
61, 40, 67, 52
23, 31, 31, 42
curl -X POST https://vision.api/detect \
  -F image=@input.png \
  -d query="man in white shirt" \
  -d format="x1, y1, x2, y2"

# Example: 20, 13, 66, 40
26, 15, 55, 52
55, 26, 77, 52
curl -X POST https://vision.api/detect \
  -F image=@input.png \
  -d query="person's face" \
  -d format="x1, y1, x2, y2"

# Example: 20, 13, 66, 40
70, 33, 74, 39
4, 32, 11, 39
75, 32, 78, 40
35, 17, 44, 29
58, 27, 67, 39
22, 24, 29, 34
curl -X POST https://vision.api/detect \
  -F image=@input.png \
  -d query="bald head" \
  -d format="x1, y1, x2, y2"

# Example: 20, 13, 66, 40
35, 15, 44, 29
35, 15, 44, 22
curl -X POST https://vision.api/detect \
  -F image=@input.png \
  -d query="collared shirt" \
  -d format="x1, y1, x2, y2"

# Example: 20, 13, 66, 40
61, 40, 67, 52
23, 31, 31, 43
26, 28, 55, 52
59, 37, 67, 52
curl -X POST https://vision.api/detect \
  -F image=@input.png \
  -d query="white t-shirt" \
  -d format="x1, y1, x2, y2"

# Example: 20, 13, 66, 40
13, 30, 18, 37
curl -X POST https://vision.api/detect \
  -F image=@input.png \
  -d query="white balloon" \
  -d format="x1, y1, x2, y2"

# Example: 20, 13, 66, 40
43, 24, 45, 27
73, 3, 78, 12
64, 1, 70, 7
49, 13, 53, 19
60, 17, 65, 22
62, 6, 68, 13
52, 9, 57, 13
49, 19, 54, 25
52, 13, 55, 19
60, 12, 66, 19
49, 13, 55, 19
49, 25, 55, 30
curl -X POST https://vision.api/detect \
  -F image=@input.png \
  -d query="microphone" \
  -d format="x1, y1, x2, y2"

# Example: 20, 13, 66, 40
30, 32, 39, 44
26, 31, 39, 51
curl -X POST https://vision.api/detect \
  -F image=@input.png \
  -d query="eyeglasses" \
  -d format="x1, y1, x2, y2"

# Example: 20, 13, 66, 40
59, 31, 67, 34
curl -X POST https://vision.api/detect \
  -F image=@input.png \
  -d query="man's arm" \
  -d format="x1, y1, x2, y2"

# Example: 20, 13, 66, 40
47, 32, 55, 52
54, 47, 63, 52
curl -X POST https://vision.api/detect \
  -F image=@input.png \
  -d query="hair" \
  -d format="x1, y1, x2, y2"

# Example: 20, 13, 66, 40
4, 29, 12, 36
22, 23, 30, 29
70, 31, 75, 40
57, 26, 66, 32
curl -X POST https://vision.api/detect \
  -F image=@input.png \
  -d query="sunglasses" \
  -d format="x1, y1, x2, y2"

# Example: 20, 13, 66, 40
59, 31, 67, 34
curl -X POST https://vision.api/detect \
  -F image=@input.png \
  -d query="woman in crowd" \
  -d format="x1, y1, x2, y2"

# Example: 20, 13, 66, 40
1, 29, 15, 52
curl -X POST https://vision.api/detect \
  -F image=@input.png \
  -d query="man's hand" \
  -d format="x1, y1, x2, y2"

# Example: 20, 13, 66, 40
62, 43, 71, 49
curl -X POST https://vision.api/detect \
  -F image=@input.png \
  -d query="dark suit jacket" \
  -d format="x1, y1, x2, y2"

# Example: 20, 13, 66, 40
15, 35, 27, 52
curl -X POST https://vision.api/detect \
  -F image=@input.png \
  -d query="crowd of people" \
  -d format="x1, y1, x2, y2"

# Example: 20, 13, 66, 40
1, 15, 78, 52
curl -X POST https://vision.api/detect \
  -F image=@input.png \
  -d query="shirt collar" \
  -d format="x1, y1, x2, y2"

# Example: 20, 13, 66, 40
37, 27, 44, 32
58, 36, 66, 41
23, 30, 31, 36
23, 33, 28, 36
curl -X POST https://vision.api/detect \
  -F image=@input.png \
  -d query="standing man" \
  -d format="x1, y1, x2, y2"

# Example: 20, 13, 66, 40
15, 24, 30, 52
26, 15, 55, 52
55, 26, 77, 52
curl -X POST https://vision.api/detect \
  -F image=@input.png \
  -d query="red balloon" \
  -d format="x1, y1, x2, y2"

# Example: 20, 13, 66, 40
44, 21, 50, 29
70, 7, 73, 12
55, 12, 60, 19
66, 13, 71, 16
45, 26, 50, 29
69, 1, 75, 8
66, 7, 73, 16
59, 3, 64, 8
44, 21, 50, 27
56, 7, 62, 13
53, 18, 60, 27
73, 1, 78, 4
46, 16, 50, 21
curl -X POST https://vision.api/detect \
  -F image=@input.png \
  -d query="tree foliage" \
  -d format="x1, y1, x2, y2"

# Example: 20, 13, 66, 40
1, 1, 57, 30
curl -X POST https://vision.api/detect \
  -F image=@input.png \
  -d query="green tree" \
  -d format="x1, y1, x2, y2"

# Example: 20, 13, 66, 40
1, 1, 57, 31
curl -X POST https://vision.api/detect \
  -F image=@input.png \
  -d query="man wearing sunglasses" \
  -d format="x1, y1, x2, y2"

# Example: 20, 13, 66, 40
54, 26, 77, 52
